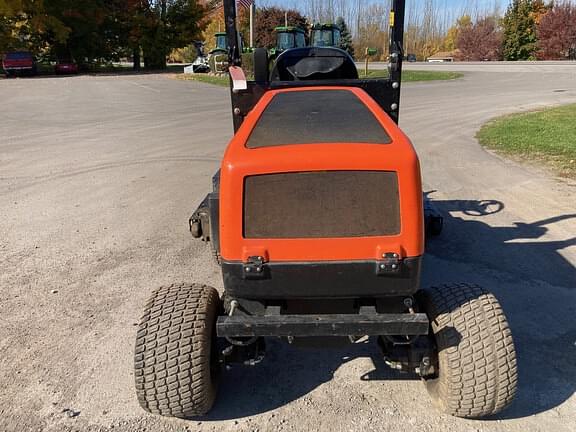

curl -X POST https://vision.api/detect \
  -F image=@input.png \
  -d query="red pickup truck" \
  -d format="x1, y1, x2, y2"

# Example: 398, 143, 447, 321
2, 51, 37, 77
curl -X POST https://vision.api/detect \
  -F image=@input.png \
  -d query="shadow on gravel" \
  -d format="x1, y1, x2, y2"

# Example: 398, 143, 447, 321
426, 197, 576, 287
203, 338, 419, 420
425, 195, 576, 420
204, 196, 575, 421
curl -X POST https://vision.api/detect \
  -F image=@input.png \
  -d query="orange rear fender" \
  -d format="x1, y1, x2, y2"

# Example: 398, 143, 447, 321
219, 86, 425, 262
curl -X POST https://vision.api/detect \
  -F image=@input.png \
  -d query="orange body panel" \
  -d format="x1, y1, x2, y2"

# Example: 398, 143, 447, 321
219, 86, 424, 262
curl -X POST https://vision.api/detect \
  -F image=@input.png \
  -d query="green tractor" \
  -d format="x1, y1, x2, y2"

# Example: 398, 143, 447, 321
269, 26, 307, 61
310, 23, 342, 48
211, 32, 228, 54
209, 32, 229, 74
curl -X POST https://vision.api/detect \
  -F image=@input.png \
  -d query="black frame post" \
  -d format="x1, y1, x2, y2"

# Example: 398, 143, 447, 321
222, 0, 407, 131
223, 0, 245, 131
223, 0, 241, 67
388, 0, 405, 121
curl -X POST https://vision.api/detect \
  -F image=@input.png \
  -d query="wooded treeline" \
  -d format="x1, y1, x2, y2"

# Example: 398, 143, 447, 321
0, 0, 206, 68
2, 0, 575, 69
258, 0, 576, 61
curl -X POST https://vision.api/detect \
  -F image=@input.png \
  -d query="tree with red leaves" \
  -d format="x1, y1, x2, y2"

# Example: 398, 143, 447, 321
457, 16, 503, 61
537, 1, 576, 60
254, 7, 308, 49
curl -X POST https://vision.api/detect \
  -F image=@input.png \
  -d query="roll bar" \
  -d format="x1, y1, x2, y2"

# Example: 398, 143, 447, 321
222, 0, 406, 131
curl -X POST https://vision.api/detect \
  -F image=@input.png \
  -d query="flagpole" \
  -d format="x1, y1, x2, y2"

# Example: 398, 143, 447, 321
250, 2, 255, 48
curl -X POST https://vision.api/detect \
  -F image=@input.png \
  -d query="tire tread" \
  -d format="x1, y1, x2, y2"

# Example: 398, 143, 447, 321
134, 283, 220, 418
422, 283, 517, 418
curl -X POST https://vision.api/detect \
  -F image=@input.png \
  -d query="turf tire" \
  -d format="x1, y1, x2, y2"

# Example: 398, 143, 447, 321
420, 283, 517, 418
134, 283, 222, 418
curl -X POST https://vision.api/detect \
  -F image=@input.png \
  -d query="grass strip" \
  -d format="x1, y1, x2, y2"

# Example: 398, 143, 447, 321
179, 69, 463, 87
477, 104, 576, 178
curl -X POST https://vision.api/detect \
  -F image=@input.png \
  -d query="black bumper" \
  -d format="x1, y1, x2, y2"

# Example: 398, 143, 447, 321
217, 312, 429, 337
222, 257, 422, 299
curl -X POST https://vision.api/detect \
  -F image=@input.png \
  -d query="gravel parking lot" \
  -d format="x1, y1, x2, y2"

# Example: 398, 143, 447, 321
0, 64, 575, 432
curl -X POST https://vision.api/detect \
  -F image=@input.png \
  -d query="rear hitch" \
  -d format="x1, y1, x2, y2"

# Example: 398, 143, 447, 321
378, 335, 437, 377
221, 337, 266, 367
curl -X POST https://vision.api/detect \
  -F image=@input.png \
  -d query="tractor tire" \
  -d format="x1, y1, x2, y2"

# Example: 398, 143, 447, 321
253, 48, 269, 83
420, 283, 517, 418
134, 283, 222, 418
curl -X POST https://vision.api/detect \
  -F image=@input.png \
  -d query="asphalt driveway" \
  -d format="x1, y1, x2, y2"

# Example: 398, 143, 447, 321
0, 64, 575, 431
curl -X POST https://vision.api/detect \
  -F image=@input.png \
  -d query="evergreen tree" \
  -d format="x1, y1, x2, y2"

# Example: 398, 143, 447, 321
502, 0, 538, 60
336, 16, 354, 59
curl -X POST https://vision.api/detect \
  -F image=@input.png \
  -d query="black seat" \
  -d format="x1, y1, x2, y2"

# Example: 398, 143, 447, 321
270, 47, 358, 81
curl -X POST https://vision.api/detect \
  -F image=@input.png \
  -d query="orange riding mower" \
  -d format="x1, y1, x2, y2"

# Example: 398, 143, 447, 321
134, 0, 517, 419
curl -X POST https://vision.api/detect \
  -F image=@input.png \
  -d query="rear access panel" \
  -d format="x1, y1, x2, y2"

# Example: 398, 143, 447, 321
244, 171, 400, 239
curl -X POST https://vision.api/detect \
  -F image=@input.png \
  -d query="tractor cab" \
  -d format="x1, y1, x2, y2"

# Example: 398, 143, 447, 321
209, 32, 231, 74
264, 23, 354, 82
210, 32, 228, 54
310, 23, 342, 48
269, 26, 307, 59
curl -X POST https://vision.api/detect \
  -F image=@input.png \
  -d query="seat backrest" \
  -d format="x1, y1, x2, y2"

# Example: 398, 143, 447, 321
270, 47, 358, 81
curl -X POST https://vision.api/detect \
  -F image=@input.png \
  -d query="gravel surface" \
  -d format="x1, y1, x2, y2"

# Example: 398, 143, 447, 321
0, 64, 575, 432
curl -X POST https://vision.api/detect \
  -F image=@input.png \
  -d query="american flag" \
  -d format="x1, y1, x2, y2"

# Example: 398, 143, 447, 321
237, 0, 253, 9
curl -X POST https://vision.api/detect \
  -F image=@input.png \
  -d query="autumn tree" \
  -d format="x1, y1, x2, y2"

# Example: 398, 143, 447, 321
139, 1, 205, 68
404, 0, 445, 61
1, 0, 207, 70
354, 2, 389, 60
0, 0, 69, 54
254, 7, 307, 49
43, 0, 119, 65
443, 15, 471, 51
531, 0, 550, 25
119, 0, 153, 70
457, 15, 503, 61
537, 1, 576, 60
202, 9, 225, 53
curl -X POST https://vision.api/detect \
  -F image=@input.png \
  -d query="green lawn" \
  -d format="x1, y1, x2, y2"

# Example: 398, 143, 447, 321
363, 69, 463, 81
179, 68, 463, 87
477, 104, 576, 178
179, 73, 232, 86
